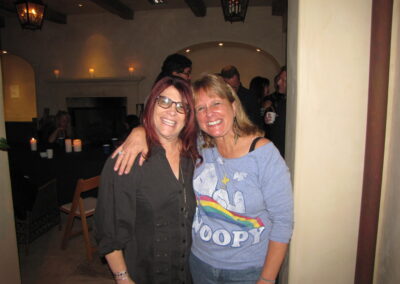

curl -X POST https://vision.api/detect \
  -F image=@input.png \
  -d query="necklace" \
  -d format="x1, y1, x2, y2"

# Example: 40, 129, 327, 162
180, 164, 188, 218
212, 148, 230, 190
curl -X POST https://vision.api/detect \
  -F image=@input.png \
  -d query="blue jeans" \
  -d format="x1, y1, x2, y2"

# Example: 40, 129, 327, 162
189, 253, 263, 284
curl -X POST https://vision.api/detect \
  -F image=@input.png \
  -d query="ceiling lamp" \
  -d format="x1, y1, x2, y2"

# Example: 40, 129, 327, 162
15, 0, 46, 30
221, 0, 249, 23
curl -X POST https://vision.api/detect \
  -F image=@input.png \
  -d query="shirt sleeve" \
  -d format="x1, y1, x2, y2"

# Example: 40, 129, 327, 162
94, 157, 140, 257
259, 145, 294, 243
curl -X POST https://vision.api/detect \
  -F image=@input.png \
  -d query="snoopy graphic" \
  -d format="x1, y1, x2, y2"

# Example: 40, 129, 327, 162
194, 163, 245, 213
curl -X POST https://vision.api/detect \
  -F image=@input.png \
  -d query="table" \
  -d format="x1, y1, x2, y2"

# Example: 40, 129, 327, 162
8, 145, 109, 216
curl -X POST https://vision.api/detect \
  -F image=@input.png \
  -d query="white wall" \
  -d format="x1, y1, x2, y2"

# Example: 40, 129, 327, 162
0, 60, 21, 284
2, 7, 285, 116
375, 0, 400, 283
287, 0, 371, 283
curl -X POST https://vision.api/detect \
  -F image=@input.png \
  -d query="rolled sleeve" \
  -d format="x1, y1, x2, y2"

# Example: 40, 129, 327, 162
94, 158, 138, 257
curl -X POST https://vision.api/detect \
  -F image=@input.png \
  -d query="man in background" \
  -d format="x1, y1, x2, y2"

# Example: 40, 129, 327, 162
220, 65, 262, 127
267, 66, 287, 157
155, 53, 192, 83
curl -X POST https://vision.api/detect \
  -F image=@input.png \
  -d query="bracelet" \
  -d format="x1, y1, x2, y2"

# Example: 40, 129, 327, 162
259, 275, 276, 283
113, 270, 129, 281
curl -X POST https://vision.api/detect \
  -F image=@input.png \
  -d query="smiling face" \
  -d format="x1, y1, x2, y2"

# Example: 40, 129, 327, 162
153, 86, 186, 144
195, 89, 237, 140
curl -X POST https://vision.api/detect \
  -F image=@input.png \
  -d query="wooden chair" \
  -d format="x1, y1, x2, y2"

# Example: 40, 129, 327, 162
60, 176, 99, 260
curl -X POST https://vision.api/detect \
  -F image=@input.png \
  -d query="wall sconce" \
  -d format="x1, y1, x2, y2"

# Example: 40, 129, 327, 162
221, 0, 249, 23
15, 0, 46, 30
88, 68, 95, 78
53, 69, 60, 78
128, 66, 135, 76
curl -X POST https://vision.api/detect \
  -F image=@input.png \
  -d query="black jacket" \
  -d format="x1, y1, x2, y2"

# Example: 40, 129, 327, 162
95, 146, 195, 284
237, 85, 263, 128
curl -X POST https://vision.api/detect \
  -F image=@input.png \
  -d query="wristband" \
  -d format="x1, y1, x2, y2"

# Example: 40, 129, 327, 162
259, 275, 276, 283
113, 270, 129, 281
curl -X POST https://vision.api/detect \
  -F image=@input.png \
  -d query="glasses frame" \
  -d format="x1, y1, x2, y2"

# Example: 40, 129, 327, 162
156, 95, 189, 114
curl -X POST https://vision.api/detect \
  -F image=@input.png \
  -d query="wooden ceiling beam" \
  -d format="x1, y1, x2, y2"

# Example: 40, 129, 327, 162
184, 0, 206, 17
89, 0, 134, 20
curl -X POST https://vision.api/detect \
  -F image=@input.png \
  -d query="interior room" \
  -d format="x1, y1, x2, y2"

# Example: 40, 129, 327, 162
0, 0, 399, 283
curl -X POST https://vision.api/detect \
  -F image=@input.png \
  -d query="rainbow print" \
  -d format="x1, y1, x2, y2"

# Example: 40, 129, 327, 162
198, 195, 265, 229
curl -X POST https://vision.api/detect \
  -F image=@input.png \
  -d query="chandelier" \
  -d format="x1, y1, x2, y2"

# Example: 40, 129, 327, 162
221, 0, 249, 23
15, 0, 46, 30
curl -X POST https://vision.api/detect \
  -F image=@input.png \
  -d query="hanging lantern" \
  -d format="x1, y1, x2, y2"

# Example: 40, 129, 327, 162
15, 0, 46, 30
221, 0, 249, 23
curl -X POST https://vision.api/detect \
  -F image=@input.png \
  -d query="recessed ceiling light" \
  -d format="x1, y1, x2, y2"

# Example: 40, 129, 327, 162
185, 49, 191, 53
218, 42, 224, 47
148, 0, 165, 4
256, 48, 261, 52
78, 3, 83, 8
1, 50, 8, 54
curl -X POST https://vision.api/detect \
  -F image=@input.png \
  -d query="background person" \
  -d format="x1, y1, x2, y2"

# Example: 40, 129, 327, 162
266, 67, 287, 157
155, 53, 192, 83
249, 76, 272, 128
220, 65, 262, 128
45, 110, 73, 143
95, 77, 200, 284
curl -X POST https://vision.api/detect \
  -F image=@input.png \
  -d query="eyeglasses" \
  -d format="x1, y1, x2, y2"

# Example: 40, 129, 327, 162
156, 95, 189, 114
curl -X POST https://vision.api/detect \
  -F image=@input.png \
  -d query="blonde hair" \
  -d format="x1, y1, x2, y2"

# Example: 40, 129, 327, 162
192, 74, 262, 148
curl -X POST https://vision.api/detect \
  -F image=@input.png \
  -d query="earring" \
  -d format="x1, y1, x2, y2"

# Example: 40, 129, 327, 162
233, 117, 239, 144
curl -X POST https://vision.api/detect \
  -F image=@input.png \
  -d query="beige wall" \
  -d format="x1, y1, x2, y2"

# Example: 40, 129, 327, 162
183, 42, 281, 87
0, 60, 21, 283
375, 0, 400, 283
2, 54, 37, 121
287, 0, 371, 283
2, 7, 285, 116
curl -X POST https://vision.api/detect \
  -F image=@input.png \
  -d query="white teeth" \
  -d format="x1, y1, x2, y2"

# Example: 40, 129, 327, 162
162, 118, 176, 126
208, 120, 221, 126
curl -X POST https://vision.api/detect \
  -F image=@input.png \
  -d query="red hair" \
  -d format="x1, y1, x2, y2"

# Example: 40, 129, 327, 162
142, 76, 200, 162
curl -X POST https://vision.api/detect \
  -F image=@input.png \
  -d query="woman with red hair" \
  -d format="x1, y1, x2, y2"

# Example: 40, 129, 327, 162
95, 76, 200, 284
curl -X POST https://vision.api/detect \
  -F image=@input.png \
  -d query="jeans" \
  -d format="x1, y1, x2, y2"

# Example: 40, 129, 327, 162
189, 252, 263, 284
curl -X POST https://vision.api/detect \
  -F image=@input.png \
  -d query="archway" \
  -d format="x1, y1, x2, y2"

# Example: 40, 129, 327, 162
178, 41, 281, 87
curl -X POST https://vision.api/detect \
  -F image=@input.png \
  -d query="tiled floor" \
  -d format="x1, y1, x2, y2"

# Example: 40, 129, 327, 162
18, 216, 114, 284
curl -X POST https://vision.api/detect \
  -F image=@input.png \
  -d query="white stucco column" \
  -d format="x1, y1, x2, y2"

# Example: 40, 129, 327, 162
286, 0, 372, 283
0, 60, 21, 283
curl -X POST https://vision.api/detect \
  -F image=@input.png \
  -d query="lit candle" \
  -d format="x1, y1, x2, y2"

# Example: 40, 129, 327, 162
65, 139, 72, 153
73, 139, 82, 152
89, 68, 95, 78
53, 69, 60, 78
30, 138, 37, 151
